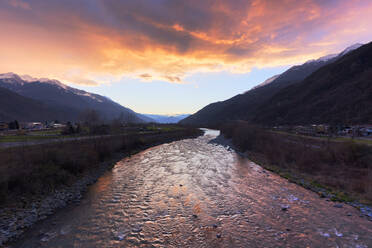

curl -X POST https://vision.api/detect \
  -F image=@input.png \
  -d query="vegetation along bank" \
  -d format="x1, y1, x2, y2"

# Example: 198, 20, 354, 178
219, 121, 372, 218
0, 124, 202, 245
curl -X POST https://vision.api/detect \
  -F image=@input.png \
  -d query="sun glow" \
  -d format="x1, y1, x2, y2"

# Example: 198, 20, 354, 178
0, 0, 371, 85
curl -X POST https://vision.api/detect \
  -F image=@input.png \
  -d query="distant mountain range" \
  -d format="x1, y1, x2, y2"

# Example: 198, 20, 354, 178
0, 73, 148, 123
180, 43, 371, 126
143, 114, 190, 123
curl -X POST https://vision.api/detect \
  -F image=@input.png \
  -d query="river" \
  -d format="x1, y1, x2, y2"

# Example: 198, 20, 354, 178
10, 129, 372, 247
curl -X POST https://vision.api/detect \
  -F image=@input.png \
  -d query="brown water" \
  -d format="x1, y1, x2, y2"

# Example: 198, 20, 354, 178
11, 130, 372, 247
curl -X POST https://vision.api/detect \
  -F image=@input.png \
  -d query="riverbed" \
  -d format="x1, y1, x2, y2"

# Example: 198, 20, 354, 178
10, 129, 372, 247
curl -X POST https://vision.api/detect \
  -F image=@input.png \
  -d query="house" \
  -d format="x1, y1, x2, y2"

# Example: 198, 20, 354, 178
293, 125, 313, 135
338, 127, 352, 136
52, 123, 66, 128
292, 124, 329, 136
360, 126, 372, 136
0, 122, 9, 131
45, 121, 66, 129
24, 122, 44, 130
314, 124, 329, 134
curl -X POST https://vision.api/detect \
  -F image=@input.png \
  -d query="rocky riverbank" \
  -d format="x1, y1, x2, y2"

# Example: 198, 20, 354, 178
210, 134, 372, 222
0, 129, 203, 246
9, 129, 372, 247
0, 155, 118, 246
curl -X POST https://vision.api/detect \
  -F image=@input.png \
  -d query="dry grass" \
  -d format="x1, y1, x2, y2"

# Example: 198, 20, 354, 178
0, 127, 202, 204
220, 121, 372, 203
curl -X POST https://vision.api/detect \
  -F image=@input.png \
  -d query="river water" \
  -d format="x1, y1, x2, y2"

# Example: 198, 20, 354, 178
11, 130, 372, 247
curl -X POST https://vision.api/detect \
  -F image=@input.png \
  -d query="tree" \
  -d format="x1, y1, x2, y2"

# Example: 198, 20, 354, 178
8, 120, 19, 130
125, 112, 138, 124
75, 123, 81, 134
80, 109, 101, 126
62, 121, 75, 135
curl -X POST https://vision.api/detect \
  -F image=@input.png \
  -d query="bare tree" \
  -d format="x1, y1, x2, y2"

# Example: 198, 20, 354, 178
80, 109, 102, 127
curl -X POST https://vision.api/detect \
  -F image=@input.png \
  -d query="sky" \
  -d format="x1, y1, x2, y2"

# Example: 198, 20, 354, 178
1, 0, 372, 114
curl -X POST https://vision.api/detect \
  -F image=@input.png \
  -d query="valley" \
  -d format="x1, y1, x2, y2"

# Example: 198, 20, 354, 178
1, 2, 372, 246
8, 130, 372, 248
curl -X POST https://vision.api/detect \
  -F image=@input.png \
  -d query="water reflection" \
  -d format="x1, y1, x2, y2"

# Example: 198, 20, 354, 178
12, 130, 372, 247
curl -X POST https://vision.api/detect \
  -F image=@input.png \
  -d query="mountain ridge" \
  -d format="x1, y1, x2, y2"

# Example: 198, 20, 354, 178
180, 43, 369, 126
0, 86, 67, 122
253, 42, 372, 125
0, 73, 147, 123
143, 114, 190, 123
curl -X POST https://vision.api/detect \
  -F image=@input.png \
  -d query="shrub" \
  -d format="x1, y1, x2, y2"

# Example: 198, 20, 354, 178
35, 162, 70, 192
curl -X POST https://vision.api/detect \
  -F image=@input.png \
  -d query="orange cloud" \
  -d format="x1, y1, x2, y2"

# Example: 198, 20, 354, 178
7, 0, 31, 10
0, 0, 372, 85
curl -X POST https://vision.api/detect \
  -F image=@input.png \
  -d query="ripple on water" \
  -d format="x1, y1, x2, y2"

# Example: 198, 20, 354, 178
11, 130, 372, 248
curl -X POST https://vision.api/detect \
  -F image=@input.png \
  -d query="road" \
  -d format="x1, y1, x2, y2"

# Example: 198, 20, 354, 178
11, 130, 372, 247
0, 132, 153, 149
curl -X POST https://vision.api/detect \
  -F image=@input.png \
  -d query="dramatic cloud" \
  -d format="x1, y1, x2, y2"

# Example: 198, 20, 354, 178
0, 0, 372, 84
7, 0, 31, 10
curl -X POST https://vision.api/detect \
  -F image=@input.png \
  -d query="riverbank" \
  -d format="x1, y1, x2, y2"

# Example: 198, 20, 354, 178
9, 128, 372, 247
0, 127, 203, 245
216, 122, 372, 220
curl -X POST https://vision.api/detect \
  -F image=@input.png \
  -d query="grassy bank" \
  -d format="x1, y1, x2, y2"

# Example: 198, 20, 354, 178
271, 130, 372, 146
220, 122, 372, 204
0, 126, 202, 205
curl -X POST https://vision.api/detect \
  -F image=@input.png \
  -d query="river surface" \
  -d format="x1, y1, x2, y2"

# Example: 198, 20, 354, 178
11, 130, 372, 247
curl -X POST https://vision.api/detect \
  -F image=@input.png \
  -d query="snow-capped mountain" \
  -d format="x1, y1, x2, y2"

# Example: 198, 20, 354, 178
304, 53, 338, 64
303, 43, 363, 65
253, 43, 364, 90
251, 74, 280, 90
1, 73, 100, 101
0, 85, 63, 122
181, 42, 369, 126
0, 73, 147, 122
339, 43, 363, 57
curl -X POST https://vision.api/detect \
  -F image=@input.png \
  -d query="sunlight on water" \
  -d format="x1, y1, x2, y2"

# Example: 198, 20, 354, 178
12, 130, 372, 248
200, 128, 220, 137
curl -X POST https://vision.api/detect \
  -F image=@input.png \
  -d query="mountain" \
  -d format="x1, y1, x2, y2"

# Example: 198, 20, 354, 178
143, 114, 190, 123
0, 73, 146, 123
0, 86, 65, 121
136, 114, 156, 123
338, 43, 363, 57
181, 43, 366, 126
251, 74, 280, 90
254, 42, 372, 125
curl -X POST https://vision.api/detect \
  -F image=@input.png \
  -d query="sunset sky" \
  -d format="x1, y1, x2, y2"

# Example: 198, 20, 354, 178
1, 0, 372, 114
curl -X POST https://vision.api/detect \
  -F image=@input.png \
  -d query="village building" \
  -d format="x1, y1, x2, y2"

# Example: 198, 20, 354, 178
0, 122, 9, 131
23, 122, 45, 130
